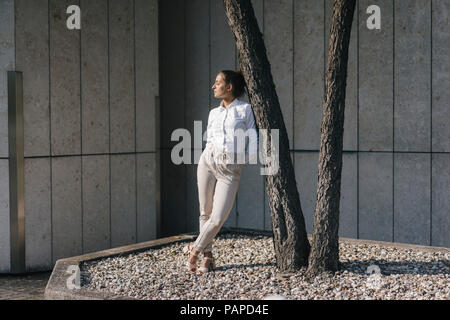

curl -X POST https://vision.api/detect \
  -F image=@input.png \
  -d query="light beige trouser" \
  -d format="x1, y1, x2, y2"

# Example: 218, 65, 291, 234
194, 146, 243, 252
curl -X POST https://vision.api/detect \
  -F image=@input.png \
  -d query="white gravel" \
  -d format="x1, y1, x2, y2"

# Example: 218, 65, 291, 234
80, 233, 450, 300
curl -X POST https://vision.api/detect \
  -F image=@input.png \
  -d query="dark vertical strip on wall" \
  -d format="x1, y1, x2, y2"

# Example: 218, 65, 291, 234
292, 0, 295, 169
107, 0, 111, 249
324, 0, 326, 99
392, 0, 395, 242
48, 0, 53, 264
183, 0, 187, 233
79, 1, 83, 254
8, 71, 26, 274
356, 0, 359, 239
134, 0, 138, 242
159, 0, 186, 236
183, 0, 187, 234
263, 0, 266, 231
209, 0, 212, 112
158, 0, 163, 236
430, 0, 433, 246
14, 0, 16, 69
157, 0, 162, 238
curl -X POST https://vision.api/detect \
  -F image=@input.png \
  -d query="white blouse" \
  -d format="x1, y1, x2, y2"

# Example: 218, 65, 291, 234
205, 98, 258, 164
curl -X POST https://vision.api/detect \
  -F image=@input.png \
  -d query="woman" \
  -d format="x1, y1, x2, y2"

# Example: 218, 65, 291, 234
184, 69, 257, 275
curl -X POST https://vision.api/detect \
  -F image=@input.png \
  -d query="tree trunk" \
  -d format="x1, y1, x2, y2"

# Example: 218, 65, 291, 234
306, 0, 356, 277
223, 0, 310, 272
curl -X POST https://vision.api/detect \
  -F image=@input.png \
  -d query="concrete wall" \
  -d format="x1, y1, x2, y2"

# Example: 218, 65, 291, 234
0, 0, 14, 273
1, 0, 449, 273
0, 0, 159, 272
160, 0, 450, 248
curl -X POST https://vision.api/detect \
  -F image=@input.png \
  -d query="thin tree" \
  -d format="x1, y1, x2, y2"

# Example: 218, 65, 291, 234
223, 0, 310, 272
307, 0, 356, 277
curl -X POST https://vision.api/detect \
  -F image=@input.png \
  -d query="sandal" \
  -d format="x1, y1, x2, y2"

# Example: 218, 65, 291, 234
196, 255, 215, 275
186, 247, 200, 273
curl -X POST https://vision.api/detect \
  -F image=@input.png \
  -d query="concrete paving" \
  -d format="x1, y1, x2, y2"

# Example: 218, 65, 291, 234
0, 271, 51, 300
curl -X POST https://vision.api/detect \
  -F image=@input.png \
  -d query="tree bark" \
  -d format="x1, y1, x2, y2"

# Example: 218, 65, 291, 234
223, 0, 310, 272
306, 0, 356, 277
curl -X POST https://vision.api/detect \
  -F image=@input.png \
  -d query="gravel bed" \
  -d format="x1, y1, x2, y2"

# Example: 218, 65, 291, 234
80, 233, 450, 300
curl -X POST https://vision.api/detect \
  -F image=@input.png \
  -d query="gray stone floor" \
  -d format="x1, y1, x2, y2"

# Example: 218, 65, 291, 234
0, 271, 51, 300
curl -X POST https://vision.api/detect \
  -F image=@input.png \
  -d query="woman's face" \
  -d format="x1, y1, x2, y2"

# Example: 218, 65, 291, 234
212, 73, 233, 99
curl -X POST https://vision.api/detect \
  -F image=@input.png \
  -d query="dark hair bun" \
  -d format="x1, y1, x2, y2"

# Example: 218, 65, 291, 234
220, 69, 247, 98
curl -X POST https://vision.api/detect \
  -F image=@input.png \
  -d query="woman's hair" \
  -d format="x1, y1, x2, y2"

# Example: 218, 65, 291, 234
220, 69, 247, 98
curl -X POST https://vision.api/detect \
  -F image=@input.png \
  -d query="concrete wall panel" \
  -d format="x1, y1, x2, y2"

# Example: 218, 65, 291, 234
15, 0, 50, 157
394, 0, 431, 152
293, 151, 356, 238
52, 157, 82, 263
0, 0, 14, 158
432, 154, 450, 248
294, 152, 319, 235
185, 0, 209, 149
432, 0, 450, 152
339, 153, 357, 238
293, 0, 324, 151
110, 154, 136, 247
137, 153, 157, 242
359, 152, 393, 242
24, 158, 51, 271
237, 164, 264, 230
50, 0, 81, 156
136, 0, 159, 152
394, 153, 430, 245
109, 0, 135, 153
264, 151, 296, 231
0, 0, 161, 272
263, 178, 271, 231
210, 0, 236, 109
81, 0, 109, 155
223, 194, 238, 229
161, 149, 186, 236
185, 160, 200, 232
265, 0, 294, 150
359, 0, 393, 151
82, 155, 110, 253
0, 0, 14, 159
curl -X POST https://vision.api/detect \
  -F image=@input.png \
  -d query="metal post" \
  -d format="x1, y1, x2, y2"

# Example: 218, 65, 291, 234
8, 71, 25, 274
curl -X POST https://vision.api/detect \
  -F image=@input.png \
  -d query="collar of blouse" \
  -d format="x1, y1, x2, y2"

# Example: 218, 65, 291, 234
219, 98, 240, 110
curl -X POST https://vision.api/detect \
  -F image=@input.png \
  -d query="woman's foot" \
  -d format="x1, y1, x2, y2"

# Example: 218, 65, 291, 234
186, 247, 201, 273
196, 252, 215, 275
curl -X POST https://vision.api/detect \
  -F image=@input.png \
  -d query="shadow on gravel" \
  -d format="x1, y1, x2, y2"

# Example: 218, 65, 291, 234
212, 259, 450, 276
214, 262, 277, 272
339, 259, 450, 276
